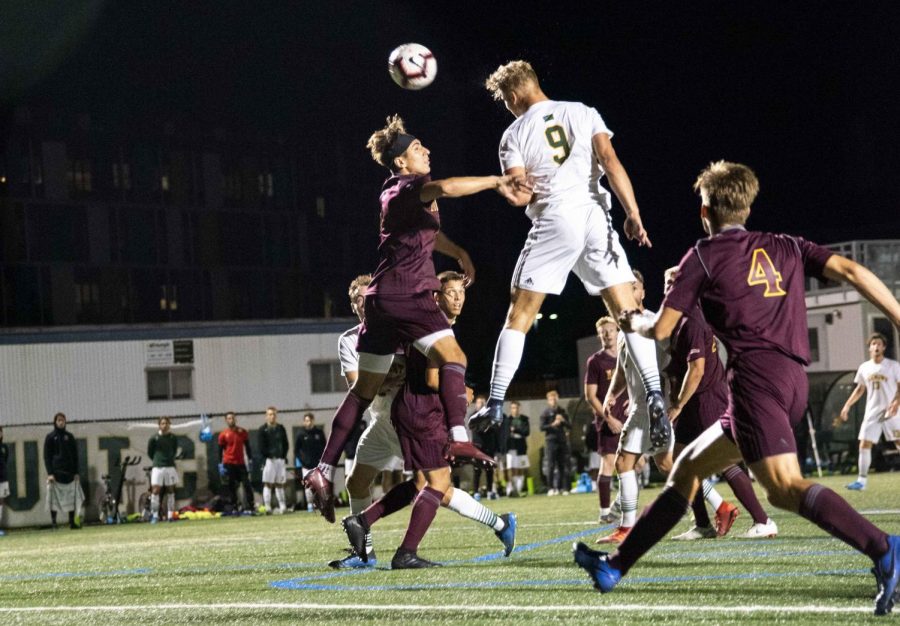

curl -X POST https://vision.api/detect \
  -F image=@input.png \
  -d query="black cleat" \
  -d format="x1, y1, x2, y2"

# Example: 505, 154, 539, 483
391, 548, 442, 569
468, 398, 504, 432
341, 514, 370, 562
647, 390, 671, 451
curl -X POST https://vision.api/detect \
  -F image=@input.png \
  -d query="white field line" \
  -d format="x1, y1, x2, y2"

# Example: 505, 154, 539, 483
0, 602, 873, 614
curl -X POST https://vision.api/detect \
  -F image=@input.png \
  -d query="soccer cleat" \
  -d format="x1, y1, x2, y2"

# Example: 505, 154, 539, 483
328, 549, 377, 569
496, 512, 518, 557
647, 390, 671, 451
599, 510, 619, 525
444, 441, 496, 468
595, 526, 631, 544
874, 535, 900, 616
468, 398, 505, 432
846, 480, 867, 491
391, 548, 442, 569
737, 518, 778, 539
714, 501, 740, 537
672, 525, 717, 541
341, 514, 370, 562
573, 541, 621, 593
303, 467, 336, 523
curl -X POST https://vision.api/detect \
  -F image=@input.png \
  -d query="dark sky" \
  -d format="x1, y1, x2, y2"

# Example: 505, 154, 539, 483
3, 1, 899, 383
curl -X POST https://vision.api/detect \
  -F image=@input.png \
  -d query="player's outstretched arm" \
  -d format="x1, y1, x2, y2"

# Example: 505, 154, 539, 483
839, 383, 866, 422
420, 174, 529, 203
434, 231, 475, 285
593, 133, 650, 247
621, 306, 683, 342
823, 255, 900, 327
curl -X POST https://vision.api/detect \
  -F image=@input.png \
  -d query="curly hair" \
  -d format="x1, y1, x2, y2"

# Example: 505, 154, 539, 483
367, 115, 408, 168
485, 60, 539, 100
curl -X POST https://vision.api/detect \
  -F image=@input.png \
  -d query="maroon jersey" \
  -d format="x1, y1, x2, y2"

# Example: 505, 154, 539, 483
585, 350, 627, 424
368, 173, 441, 296
666, 307, 725, 395
663, 228, 833, 364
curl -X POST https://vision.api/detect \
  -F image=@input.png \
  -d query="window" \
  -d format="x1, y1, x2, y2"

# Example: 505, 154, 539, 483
808, 328, 820, 363
258, 172, 274, 198
147, 367, 193, 401
310, 360, 343, 393
315, 196, 326, 218
67, 159, 93, 192
75, 282, 100, 320
112, 162, 132, 190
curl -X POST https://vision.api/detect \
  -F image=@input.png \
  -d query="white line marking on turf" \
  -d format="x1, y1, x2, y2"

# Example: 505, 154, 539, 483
0, 603, 874, 614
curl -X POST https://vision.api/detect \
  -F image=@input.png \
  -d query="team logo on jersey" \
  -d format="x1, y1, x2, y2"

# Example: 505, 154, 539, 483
524, 277, 534, 286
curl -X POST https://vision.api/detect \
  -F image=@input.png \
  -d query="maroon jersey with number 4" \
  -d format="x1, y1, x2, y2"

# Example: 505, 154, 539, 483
663, 228, 833, 365
368, 173, 442, 296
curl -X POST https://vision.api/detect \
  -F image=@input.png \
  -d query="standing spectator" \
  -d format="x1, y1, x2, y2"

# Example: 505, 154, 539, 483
218, 412, 255, 514
258, 406, 290, 514
44, 412, 83, 529
505, 401, 530, 497
540, 391, 571, 495
296, 413, 326, 512
0, 426, 8, 536
148, 416, 180, 523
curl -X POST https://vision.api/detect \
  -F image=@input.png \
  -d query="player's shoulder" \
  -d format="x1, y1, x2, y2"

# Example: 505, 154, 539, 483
339, 324, 361, 341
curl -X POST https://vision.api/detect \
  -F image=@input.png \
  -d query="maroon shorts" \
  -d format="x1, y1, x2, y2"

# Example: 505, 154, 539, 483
719, 351, 808, 465
674, 383, 728, 445
357, 292, 451, 356
596, 421, 620, 455
391, 386, 449, 471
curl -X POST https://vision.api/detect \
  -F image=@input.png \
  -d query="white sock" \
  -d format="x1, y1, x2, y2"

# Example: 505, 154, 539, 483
702, 479, 723, 511
619, 471, 638, 527
316, 463, 335, 481
858, 448, 871, 482
166, 493, 175, 518
450, 425, 469, 442
640, 463, 651, 486
304, 488, 314, 505
275, 487, 286, 509
150, 494, 160, 516
489, 329, 526, 402
515, 476, 525, 493
263, 486, 272, 509
447, 487, 504, 531
600, 507, 610, 516
623, 331, 661, 394
350, 494, 373, 515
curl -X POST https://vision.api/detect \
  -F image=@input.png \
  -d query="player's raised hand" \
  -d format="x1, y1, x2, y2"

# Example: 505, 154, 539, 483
455, 249, 476, 287
496, 174, 532, 205
623, 214, 652, 247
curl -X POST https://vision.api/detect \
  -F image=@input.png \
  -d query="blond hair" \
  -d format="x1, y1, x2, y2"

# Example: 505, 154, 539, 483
693, 160, 758, 225
348, 274, 372, 301
595, 315, 616, 331
366, 115, 408, 168
664, 266, 679, 282
485, 60, 539, 101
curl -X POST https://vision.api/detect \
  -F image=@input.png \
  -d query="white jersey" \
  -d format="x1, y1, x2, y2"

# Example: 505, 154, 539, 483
855, 358, 900, 422
338, 324, 361, 376
499, 99, 614, 220
617, 311, 669, 417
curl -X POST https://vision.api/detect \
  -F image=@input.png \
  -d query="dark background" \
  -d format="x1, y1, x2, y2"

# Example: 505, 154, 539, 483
2, 1, 898, 387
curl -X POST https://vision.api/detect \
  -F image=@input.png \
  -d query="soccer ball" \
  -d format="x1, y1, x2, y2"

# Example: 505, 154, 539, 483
388, 43, 437, 90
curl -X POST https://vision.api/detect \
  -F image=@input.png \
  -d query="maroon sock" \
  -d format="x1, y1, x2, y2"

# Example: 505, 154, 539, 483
723, 465, 768, 524
798, 484, 889, 562
320, 392, 371, 466
363, 479, 417, 528
610, 487, 689, 575
598, 475, 612, 509
691, 491, 712, 528
400, 486, 444, 552
439, 363, 468, 429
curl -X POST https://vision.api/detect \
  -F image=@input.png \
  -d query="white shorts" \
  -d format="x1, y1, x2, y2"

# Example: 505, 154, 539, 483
354, 391, 404, 471
0, 481, 9, 499
859, 413, 900, 444
619, 407, 673, 457
505, 452, 530, 469
344, 457, 356, 477
262, 458, 287, 484
588, 451, 601, 471
512, 204, 635, 296
150, 467, 179, 488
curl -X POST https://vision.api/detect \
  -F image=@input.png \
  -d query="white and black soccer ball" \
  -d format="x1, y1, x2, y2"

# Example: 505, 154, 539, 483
388, 43, 437, 90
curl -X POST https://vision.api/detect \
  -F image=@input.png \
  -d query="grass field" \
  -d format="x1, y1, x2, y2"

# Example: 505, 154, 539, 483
1, 473, 899, 625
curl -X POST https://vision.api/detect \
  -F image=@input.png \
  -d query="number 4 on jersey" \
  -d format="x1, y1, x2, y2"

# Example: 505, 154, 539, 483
747, 248, 787, 297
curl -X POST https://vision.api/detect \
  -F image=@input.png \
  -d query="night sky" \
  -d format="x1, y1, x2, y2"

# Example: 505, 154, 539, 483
3, 2, 899, 385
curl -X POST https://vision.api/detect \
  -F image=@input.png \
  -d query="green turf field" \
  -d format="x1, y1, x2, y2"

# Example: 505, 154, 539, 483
1, 473, 898, 624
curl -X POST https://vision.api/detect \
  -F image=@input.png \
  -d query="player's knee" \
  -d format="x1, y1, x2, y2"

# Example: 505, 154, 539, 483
346, 473, 369, 497
764, 480, 807, 512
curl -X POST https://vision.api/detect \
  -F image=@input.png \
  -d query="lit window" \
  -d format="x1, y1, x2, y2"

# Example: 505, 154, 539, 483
316, 196, 326, 218
147, 367, 193, 401
310, 361, 343, 393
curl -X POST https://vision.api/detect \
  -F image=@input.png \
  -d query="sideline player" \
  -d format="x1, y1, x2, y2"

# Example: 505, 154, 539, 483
44, 412, 83, 529
218, 412, 255, 514
147, 416, 180, 523
472, 60, 667, 453
505, 401, 530, 497
304, 115, 526, 522
331, 271, 516, 568
839, 333, 900, 491
259, 406, 290, 514
661, 266, 775, 540
0, 426, 8, 536
574, 160, 900, 616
